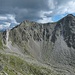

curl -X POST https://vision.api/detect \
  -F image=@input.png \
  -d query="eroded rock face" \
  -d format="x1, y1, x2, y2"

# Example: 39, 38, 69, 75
51, 14, 75, 52
8, 21, 56, 61
63, 15, 75, 49
1, 14, 75, 70
50, 14, 75, 65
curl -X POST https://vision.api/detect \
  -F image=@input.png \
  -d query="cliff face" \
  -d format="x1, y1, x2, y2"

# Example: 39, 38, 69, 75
51, 14, 75, 65
9, 14, 75, 64
9, 21, 56, 61
0, 14, 75, 75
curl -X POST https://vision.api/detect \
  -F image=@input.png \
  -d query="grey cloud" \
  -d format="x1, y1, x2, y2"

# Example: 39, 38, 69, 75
0, 0, 49, 11
0, 0, 74, 23
56, 0, 71, 5
0, 0, 50, 22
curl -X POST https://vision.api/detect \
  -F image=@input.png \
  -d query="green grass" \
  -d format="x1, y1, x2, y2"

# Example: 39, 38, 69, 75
0, 53, 59, 75
4, 66, 17, 75
0, 38, 3, 49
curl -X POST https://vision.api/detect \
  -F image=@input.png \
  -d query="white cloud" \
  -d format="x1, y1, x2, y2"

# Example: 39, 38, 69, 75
4, 22, 11, 27
57, 1, 75, 14
0, 25, 3, 29
37, 17, 53, 23
0, 16, 8, 20
40, 10, 53, 18
7, 14, 19, 25
0, 22, 11, 30
0, 14, 19, 30
37, 10, 53, 23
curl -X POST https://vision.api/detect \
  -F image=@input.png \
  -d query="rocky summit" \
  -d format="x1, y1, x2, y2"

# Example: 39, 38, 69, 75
0, 14, 75, 75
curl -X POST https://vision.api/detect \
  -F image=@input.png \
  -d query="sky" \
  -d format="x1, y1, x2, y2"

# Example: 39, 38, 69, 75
0, 0, 75, 30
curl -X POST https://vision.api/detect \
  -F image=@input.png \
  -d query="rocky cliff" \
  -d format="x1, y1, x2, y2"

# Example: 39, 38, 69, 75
0, 14, 75, 75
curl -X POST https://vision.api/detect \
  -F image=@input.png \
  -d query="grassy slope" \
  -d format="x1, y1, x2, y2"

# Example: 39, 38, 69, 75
0, 53, 61, 75
0, 38, 3, 49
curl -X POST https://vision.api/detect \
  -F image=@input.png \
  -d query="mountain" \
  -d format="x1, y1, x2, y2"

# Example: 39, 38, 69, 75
0, 14, 75, 75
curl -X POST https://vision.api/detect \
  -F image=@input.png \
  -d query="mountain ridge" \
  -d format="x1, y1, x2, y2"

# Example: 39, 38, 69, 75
0, 14, 75, 75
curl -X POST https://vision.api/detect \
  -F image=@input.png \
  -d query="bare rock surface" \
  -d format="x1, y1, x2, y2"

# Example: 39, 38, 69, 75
0, 14, 75, 75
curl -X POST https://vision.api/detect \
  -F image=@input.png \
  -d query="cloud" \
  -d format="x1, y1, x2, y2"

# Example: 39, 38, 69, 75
37, 0, 75, 23
6, 14, 19, 25
37, 17, 53, 23
48, 0, 57, 9
57, 1, 75, 14
0, 0, 75, 29
0, 14, 19, 30
0, 25, 3, 30
37, 10, 53, 23
0, 16, 8, 20
0, 22, 10, 30
0, 0, 49, 22
0, 0, 54, 23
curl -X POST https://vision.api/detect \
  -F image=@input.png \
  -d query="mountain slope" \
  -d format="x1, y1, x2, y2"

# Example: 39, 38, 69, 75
0, 14, 75, 75
51, 14, 75, 65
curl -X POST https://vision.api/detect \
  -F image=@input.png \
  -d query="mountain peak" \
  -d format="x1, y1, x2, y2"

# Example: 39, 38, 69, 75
67, 14, 74, 16
67, 14, 74, 17
59, 14, 75, 22
66, 14, 75, 19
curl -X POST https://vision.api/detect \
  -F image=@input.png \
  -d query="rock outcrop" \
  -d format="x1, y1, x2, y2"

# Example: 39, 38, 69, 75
0, 14, 75, 75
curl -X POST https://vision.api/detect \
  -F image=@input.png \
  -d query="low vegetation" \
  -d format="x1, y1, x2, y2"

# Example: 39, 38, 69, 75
0, 53, 59, 75
0, 38, 3, 49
